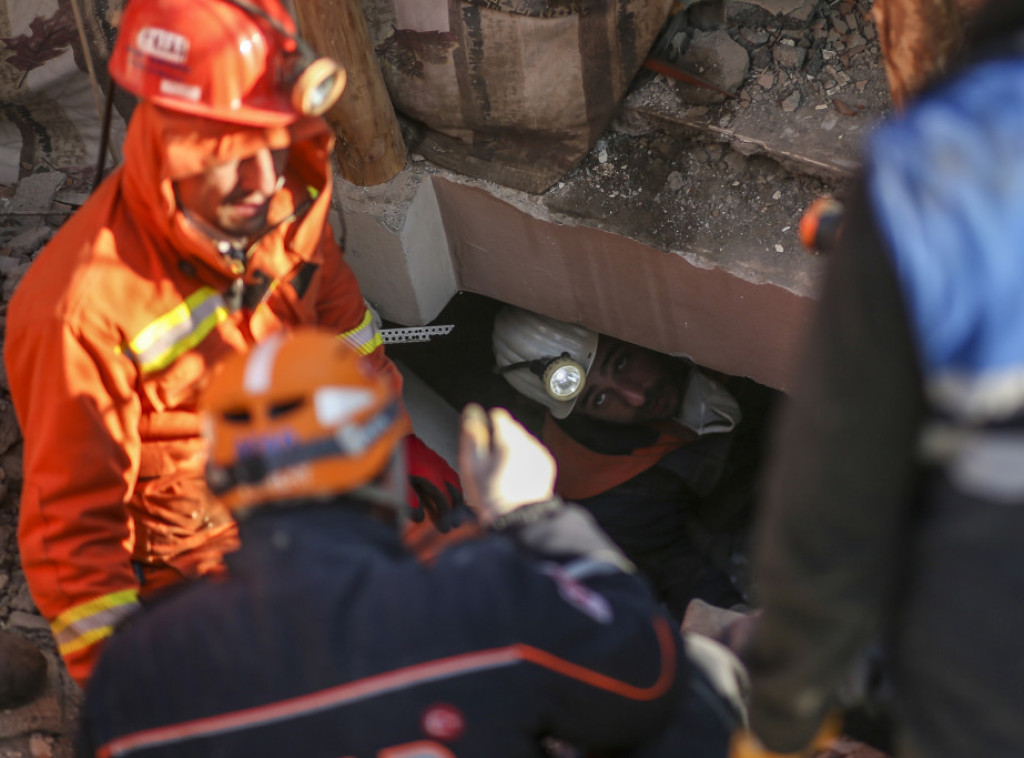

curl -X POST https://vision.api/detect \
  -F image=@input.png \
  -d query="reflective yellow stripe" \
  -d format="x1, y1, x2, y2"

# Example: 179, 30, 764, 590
59, 626, 118, 657
337, 308, 382, 356
128, 287, 230, 374
52, 588, 141, 656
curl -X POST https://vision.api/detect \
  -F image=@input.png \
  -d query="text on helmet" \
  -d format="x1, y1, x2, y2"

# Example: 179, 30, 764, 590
135, 27, 190, 66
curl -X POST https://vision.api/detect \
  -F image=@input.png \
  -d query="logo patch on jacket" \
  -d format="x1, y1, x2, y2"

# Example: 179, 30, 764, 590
542, 564, 613, 623
420, 703, 465, 741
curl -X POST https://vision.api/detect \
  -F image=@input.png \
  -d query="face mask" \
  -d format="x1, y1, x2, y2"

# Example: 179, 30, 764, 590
675, 369, 742, 435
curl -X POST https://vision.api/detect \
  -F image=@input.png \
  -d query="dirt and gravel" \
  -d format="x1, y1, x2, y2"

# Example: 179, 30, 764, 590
0, 0, 893, 754
539, 0, 891, 293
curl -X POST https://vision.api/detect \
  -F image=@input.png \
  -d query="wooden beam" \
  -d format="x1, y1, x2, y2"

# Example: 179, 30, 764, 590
293, 0, 407, 186
872, 0, 980, 110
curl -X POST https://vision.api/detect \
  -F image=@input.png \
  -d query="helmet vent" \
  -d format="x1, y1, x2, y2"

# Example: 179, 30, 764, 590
222, 408, 252, 423
269, 397, 305, 419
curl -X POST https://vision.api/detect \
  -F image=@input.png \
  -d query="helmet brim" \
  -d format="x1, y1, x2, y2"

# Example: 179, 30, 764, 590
147, 93, 301, 129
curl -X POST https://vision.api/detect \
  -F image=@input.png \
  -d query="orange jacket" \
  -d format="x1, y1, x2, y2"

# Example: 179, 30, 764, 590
4, 103, 396, 686
541, 414, 696, 501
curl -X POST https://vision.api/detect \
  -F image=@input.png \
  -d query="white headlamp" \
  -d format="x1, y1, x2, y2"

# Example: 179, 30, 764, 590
497, 352, 587, 403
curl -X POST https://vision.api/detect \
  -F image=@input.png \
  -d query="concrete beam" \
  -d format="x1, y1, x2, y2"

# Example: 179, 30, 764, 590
335, 163, 817, 393
334, 169, 457, 326
434, 178, 815, 393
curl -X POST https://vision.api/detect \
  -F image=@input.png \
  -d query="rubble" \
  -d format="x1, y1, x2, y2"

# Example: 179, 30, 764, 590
6, 174, 66, 230
533, 0, 887, 300
0, 226, 80, 751
678, 30, 751, 104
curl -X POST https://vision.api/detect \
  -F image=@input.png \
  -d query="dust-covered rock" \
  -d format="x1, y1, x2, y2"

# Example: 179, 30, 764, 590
678, 30, 751, 104
0, 399, 22, 457
7, 174, 66, 229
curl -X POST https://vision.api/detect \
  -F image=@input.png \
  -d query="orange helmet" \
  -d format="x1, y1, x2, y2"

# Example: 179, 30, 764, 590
200, 328, 410, 514
108, 0, 346, 127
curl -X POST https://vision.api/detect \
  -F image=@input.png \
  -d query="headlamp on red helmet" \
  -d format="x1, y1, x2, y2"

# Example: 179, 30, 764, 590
223, 0, 346, 118
109, 0, 346, 127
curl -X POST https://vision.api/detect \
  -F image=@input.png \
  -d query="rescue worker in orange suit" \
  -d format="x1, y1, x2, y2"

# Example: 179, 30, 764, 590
492, 305, 781, 621
3, 0, 469, 689
76, 328, 748, 758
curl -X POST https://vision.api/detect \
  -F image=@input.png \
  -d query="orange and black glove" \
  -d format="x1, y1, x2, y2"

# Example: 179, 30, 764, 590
405, 434, 472, 533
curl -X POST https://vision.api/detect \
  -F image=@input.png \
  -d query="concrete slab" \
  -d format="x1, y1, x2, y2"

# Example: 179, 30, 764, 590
339, 156, 818, 392
435, 177, 815, 392
9, 173, 66, 228
333, 0, 891, 394
335, 170, 457, 326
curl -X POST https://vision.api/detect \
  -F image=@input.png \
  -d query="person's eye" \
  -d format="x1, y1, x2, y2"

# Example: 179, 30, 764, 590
614, 354, 627, 372
593, 391, 607, 408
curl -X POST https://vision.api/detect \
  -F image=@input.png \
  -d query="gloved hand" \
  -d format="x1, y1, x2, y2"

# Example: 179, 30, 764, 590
405, 434, 470, 533
458, 404, 556, 525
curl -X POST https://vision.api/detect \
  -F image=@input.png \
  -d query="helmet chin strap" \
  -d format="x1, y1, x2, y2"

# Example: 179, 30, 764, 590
178, 206, 251, 261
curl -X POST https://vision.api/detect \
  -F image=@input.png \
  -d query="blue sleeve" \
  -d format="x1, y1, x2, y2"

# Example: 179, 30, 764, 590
867, 57, 1024, 422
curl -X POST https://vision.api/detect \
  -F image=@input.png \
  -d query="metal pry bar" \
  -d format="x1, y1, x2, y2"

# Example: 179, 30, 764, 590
380, 324, 455, 344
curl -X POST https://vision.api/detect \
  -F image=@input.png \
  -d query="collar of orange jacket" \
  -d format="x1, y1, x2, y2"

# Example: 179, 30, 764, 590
542, 413, 696, 501
118, 102, 335, 278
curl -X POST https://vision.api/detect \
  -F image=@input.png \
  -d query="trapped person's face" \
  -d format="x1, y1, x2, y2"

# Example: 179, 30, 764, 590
573, 337, 685, 425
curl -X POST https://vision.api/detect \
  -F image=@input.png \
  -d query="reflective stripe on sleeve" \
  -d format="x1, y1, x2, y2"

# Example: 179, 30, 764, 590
337, 308, 383, 356
127, 287, 230, 375
52, 589, 142, 657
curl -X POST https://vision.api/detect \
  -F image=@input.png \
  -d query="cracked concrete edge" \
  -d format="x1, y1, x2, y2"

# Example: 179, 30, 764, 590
631, 102, 862, 179
334, 155, 821, 308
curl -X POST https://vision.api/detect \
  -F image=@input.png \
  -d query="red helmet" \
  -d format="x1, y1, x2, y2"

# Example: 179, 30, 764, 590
109, 0, 346, 127
200, 328, 410, 514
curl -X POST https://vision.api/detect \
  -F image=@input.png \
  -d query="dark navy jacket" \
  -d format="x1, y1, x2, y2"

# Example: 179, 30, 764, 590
76, 500, 712, 758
